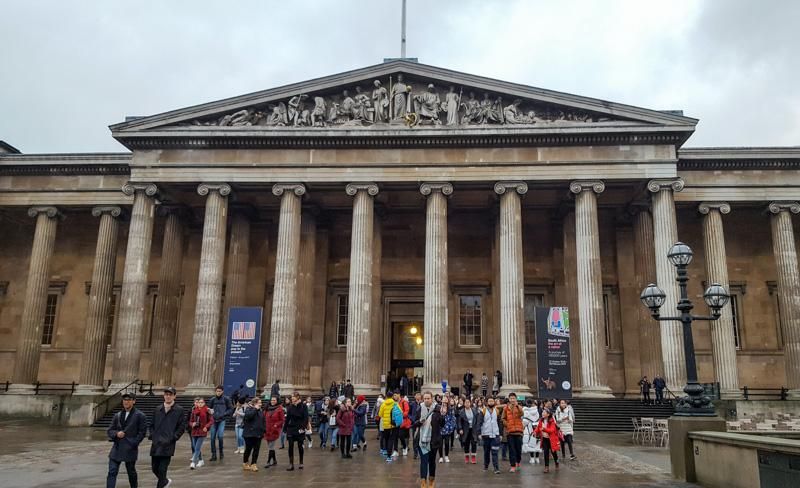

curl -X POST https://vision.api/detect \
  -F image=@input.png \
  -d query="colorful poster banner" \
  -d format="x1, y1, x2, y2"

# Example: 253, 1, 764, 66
535, 306, 573, 398
222, 307, 263, 399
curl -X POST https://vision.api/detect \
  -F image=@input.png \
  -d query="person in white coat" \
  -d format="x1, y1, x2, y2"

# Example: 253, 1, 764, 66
522, 398, 542, 464
555, 399, 576, 460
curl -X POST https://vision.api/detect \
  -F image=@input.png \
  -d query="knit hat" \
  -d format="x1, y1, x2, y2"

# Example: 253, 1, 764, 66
356, 395, 366, 404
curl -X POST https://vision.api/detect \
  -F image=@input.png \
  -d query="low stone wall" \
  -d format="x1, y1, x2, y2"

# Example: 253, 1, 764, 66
0, 393, 107, 426
733, 399, 800, 419
689, 431, 800, 488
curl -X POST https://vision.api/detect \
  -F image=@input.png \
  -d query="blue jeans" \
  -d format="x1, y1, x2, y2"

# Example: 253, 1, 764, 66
107, 458, 137, 488
235, 425, 244, 449
329, 427, 338, 447
419, 450, 436, 479
280, 431, 286, 448
319, 422, 329, 446
209, 420, 225, 455
352, 424, 365, 447
191, 436, 205, 464
482, 436, 499, 470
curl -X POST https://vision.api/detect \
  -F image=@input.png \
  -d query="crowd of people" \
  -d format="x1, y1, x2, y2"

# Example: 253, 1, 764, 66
104, 379, 578, 488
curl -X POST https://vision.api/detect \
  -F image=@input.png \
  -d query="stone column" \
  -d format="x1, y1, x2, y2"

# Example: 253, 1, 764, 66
344, 183, 381, 393
10, 206, 61, 391
293, 210, 317, 393
149, 210, 185, 389
109, 183, 158, 392
494, 181, 531, 394
631, 206, 663, 378
647, 178, 687, 390
420, 183, 452, 391
699, 202, 741, 398
185, 183, 231, 395
570, 181, 613, 397
264, 183, 305, 392
76, 206, 122, 393
768, 202, 800, 398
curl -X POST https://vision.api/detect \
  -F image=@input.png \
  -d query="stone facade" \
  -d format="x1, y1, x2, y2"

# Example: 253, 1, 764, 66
1, 61, 799, 397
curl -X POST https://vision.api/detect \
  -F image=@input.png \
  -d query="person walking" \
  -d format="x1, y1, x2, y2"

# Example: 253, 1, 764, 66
327, 398, 340, 451
242, 397, 265, 472
284, 392, 310, 471
409, 392, 422, 460
149, 387, 186, 488
400, 374, 410, 397
328, 381, 339, 400
437, 401, 456, 463
270, 380, 281, 400
233, 399, 246, 454
653, 375, 666, 404
378, 390, 400, 461
522, 398, 542, 464
342, 379, 355, 400
189, 397, 214, 469
638, 376, 652, 405
463, 369, 474, 398
304, 396, 315, 448
534, 408, 561, 473
336, 398, 355, 459
263, 396, 285, 468
398, 394, 413, 456
555, 399, 576, 460
352, 395, 368, 451
476, 396, 501, 474
457, 397, 479, 464
416, 391, 442, 488
206, 385, 233, 461
106, 392, 147, 488
317, 397, 330, 449
480, 372, 489, 399
501, 392, 525, 472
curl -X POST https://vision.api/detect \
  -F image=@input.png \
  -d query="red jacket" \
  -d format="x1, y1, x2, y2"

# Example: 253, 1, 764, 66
399, 398, 412, 429
534, 418, 561, 452
336, 408, 355, 436
190, 406, 214, 437
264, 406, 285, 442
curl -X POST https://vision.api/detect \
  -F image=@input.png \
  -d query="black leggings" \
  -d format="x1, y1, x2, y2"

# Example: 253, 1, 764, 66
382, 429, 397, 454
561, 434, 574, 456
542, 438, 559, 467
243, 437, 261, 464
339, 435, 352, 455
438, 436, 450, 458
288, 434, 304, 465
463, 430, 477, 454
507, 434, 523, 466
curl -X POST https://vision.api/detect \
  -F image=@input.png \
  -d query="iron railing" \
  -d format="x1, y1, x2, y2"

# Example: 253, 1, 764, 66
741, 386, 788, 401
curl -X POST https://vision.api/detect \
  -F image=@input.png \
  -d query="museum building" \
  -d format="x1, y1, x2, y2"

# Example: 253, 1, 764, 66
1, 60, 799, 398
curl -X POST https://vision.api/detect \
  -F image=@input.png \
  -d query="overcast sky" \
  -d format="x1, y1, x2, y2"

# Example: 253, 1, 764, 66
1, 0, 797, 153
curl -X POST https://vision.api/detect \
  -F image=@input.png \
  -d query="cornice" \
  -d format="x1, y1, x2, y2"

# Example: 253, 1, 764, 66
678, 146, 800, 170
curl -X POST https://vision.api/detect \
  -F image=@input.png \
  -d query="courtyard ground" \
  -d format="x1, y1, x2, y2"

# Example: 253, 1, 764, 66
0, 419, 698, 487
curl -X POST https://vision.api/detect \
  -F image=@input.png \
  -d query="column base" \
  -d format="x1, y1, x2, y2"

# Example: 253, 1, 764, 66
352, 384, 382, 396
574, 385, 615, 398
788, 389, 800, 400
5, 383, 37, 395
183, 383, 216, 397
422, 382, 447, 394
74, 384, 106, 396
499, 384, 533, 397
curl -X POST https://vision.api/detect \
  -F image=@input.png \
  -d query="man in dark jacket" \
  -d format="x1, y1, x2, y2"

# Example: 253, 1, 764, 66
207, 385, 233, 461
106, 392, 147, 488
653, 375, 667, 404
463, 369, 475, 398
342, 379, 355, 399
270, 380, 281, 400
149, 387, 186, 488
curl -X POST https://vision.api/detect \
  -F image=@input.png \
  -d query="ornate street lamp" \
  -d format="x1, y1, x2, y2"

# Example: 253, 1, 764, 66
640, 242, 729, 416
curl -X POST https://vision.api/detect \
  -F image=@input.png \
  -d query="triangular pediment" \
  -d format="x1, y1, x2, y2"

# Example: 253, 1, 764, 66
111, 60, 696, 147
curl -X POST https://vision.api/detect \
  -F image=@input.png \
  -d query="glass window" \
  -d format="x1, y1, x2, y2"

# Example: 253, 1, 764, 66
41, 293, 59, 345
459, 295, 482, 346
337, 294, 349, 347
524, 294, 545, 345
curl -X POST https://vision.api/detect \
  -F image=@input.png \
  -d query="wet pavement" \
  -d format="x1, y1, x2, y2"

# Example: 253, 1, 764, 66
0, 419, 697, 487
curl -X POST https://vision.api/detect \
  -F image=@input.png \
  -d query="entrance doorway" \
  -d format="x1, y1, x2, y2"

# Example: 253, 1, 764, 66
389, 321, 424, 395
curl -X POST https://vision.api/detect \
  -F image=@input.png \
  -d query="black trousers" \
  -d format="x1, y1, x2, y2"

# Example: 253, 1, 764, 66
243, 437, 261, 464
655, 388, 664, 403
288, 434, 305, 465
642, 390, 651, 403
107, 459, 136, 488
542, 438, 559, 467
399, 428, 409, 449
463, 430, 477, 454
382, 428, 398, 454
561, 433, 574, 457
507, 434, 523, 466
150, 456, 171, 488
339, 435, 351, 455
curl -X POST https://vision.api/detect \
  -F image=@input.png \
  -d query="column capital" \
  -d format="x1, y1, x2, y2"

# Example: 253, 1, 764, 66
647, 178, 684, 193
768, 202, 800, 214
197, 183, 232, 197
698, 202, 731, 215
27, 206, 62, 219
494, 181, 528, 196
420, 182, 453, 196
570, 180, 605, 195
122, 182, 158, 197
91, 206, 123, 218
346, 183, 379, 196
272, 183, 306, 197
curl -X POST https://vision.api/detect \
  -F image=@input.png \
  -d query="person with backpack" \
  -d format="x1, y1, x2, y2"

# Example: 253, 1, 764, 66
437, 401, 456, 463
263, 396, 284, 468
534, 408, 561, 473
555, 399, 576, 460
501, 392, 525, 472
398, 394, 413, 456
457, 397, 479, 464
206, 385, 233, 462
189, 397, 214, 470
416, 391, 442, 488
378, 390, 401, 461
242, 397, 265, 472
475, 396, 502, 474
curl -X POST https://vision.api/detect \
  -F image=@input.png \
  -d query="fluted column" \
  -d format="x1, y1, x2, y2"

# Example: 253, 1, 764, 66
631, 206, 663, 378
420, 183, 452, 391
293, 210, 317, 393
494, 181, 531, 394
648, 178, 687, 390
264, 183, 305, 392
10, 206, 61, 391
570, 181, 613, 397
344, 183, 381, 393
769, 202, 800, 398
76, 206, 122, 393
699, 202, 740, 398
185, 183, 231, 395
149, 210, 186, 389
109, 183, 158, 392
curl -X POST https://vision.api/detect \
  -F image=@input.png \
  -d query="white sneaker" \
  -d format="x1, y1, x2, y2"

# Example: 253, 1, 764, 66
165, 479, 172, 487
309, 441, 313, 448
439, 457, 444, 463
197, 460, 205, 467
190, 462, 196, 469
402, 448, 408, 456
529, 457, 535, 464
445, 456, 450, 463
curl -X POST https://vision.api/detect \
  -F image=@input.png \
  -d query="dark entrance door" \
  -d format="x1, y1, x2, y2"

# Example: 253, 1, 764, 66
389, 321, 424, 395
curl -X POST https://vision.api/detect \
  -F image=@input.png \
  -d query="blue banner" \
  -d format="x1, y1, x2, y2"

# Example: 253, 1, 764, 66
222, 307, 263, 400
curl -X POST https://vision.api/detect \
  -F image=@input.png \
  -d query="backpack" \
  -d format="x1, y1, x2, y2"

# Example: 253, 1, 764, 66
391, 403, 403, 428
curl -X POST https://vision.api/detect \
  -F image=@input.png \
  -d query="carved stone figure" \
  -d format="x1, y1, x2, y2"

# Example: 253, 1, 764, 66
460, 92, 481, 124
372, 80, 389, 123
413, 84, 442, 124
443, 86, 460, 126
478, 93, 493, 124
392, 74, 410, 119
353, 86, 371, 121
267, 102, 288, 126
329, 90, 355, 123
503, 99, 533, 124
311, 97, 327, 127
488, 96, 504, 124
288, 94, 309, 126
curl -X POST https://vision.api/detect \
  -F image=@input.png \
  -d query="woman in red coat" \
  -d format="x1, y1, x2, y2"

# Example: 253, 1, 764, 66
263, 396, 285, 468
189, 397, 215, 469
336, 398, 355, 459
534, 408, 561, 473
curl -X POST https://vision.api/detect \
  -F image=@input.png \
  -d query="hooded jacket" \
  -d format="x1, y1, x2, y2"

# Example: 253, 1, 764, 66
378, 397, 397, 430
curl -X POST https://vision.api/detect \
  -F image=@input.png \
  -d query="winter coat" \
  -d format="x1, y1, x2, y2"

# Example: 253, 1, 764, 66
149, 403, 186, 457
342, 383, 354, 399
522, 406, 541, 453
189, 406, 214, 437
270, 383, 280, 399
284, 402, 310, 437
475, 406, 502, 438
408, 400, 421, 424
353, 402, 368, 426
206, 394, 233, 423
378, 397, 397, 430
329, 384, 339, 399
463, 372, 474, 389
555, 405, 575, 436
107, 408, 147, 462
653, 377, 666, 390
457, 406, 479, 442
534, 418, 561, 453
243, 406, 266, 438
480, 376, 489, 391
336, 407, 355, 435
264, 405, 285, 441
399, 398, 412, 429
501, 403, 525, 435
234, 405, 245, 427
429, 407, 444, 451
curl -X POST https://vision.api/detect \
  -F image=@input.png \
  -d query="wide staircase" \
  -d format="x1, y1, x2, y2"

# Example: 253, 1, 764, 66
93, 394, 194, 429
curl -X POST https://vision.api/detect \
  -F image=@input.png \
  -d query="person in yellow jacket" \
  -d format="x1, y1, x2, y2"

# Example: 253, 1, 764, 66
378, 390, 400, 461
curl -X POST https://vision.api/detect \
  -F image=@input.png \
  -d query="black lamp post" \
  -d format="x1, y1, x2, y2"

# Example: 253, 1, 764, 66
640, 242, 730, 417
